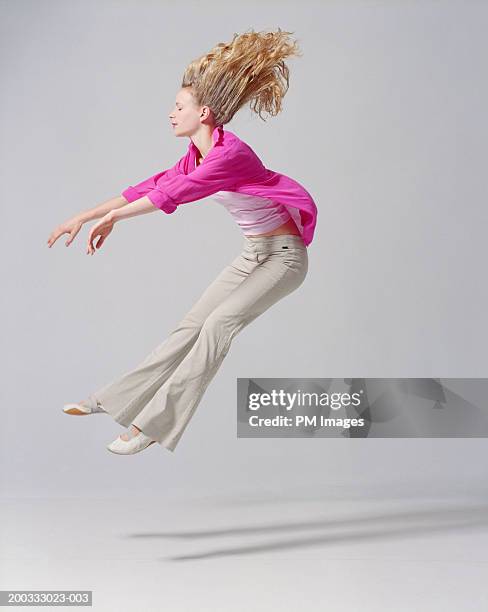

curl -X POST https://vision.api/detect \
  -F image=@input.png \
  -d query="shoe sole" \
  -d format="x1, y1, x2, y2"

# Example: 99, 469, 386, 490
63, 406, 91, 415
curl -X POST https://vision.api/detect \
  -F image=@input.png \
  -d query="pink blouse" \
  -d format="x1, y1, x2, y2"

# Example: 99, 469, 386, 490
202, 155, 293, 236
122, 124, 318, 246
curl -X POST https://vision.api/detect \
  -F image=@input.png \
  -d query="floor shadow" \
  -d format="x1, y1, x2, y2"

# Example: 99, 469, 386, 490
122, 501, 488, 561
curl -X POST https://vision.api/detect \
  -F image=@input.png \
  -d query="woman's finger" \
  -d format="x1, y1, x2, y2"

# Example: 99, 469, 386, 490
47, 229, 65, 247
86, 232, 95, 255
87, 228, 95, 247
65, 229, 77, 247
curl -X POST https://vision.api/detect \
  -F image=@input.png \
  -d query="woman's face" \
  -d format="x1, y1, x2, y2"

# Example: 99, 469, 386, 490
168, 88, 207, 137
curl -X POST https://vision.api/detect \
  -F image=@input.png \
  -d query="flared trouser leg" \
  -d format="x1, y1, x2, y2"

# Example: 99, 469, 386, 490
88, 319, 202, 429
90, 248, 261, 428
131, 237, 308, 452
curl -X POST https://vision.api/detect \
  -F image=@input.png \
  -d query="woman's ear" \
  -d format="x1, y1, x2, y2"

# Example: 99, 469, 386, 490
201, 105, 213, 122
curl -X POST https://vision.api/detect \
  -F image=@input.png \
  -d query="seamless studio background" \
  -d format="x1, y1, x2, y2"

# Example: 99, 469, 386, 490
1, 0, 487, 526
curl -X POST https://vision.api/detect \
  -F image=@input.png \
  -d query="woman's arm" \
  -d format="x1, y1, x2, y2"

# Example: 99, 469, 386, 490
75, 194, 131, 224
110, 196, 156, 222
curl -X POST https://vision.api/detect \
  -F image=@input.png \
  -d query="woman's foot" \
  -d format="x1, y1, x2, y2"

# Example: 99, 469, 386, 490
106, 424, 156, 455
63, 397, 106, 415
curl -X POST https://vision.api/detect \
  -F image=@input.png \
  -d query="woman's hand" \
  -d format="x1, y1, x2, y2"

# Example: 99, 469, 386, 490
47, 217, 84, 248
87, 212, 116, 255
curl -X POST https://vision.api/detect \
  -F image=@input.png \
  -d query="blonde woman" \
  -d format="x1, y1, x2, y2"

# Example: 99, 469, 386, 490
48, 28, 318, 455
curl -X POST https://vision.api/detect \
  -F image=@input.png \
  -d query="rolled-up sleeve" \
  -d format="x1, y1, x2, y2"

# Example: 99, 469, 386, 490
121, 153, 187, 205
146, 142, 263, 213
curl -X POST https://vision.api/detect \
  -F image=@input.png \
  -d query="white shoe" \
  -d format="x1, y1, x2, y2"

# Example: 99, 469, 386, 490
106, 427, 156, 455
63, 395, 107, 415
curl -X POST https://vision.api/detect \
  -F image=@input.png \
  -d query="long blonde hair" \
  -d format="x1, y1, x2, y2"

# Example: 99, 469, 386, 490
181, 28, 303, 125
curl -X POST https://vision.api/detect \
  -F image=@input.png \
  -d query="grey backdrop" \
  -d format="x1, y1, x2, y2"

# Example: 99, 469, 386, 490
1, 0, 487, 502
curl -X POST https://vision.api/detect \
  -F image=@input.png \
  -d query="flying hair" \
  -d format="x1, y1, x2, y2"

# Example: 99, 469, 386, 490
181, 27, 303, 125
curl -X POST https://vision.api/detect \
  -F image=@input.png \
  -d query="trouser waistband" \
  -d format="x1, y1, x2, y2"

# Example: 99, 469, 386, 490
243, 234, 306, 252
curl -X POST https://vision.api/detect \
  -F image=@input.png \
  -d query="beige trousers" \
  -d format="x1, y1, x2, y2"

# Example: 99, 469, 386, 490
89, 234, 308, 452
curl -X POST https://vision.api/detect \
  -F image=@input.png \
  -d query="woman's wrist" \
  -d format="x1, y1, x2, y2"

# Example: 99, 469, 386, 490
109, 208, 121, 223
73, 212, 90, 225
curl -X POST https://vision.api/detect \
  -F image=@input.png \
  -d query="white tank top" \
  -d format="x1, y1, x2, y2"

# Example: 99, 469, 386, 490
195, 156, 291, 234
212, 190, 292, 235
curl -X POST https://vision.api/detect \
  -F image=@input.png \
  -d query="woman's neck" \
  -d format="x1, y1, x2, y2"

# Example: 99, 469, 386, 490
190, 124, 216, 159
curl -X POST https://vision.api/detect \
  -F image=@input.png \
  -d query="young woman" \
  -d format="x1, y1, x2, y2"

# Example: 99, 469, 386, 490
48, 28, 318, 455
